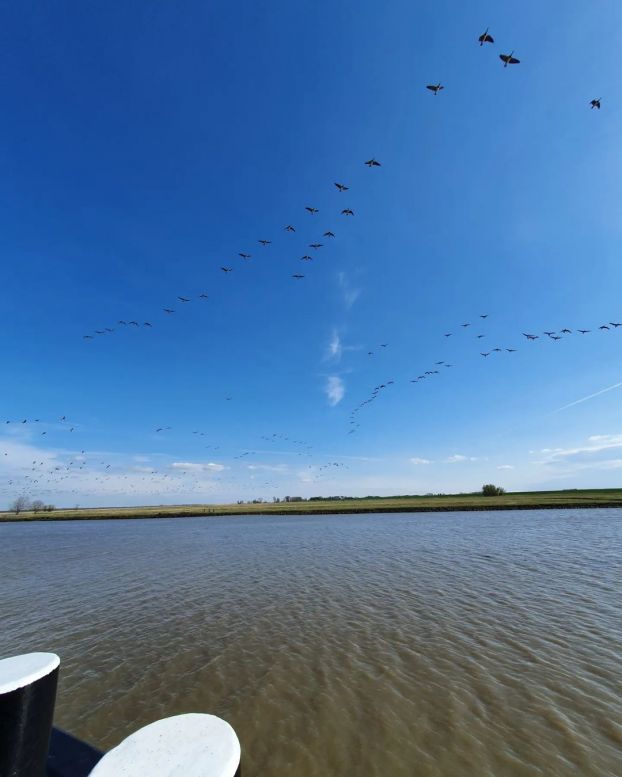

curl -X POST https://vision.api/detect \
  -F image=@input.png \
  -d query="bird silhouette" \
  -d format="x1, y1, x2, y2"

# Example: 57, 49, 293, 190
239, 253, 251, 260
561, 328, 572, 334
221, 267, 233, 273
523, 333, 538, 340
426, 83, 444, 94
590, 98, 601, 110
324, 231, 335, 238
163, 308, 175, 313
258, 239, 271, 246
500, 52, 520, 67
599, 325, 610, 330
292, 274, 305, 279
178, 297, 190, 302
341, 208, 354, 216
334, 183, 349, 192
365, 158, 381, 167
309, 243, 323, 249
284, 225, 296, 232
305, 207, 319, 215
610, 322, 621, 328
578, 329, 590, 334
301, 255, 313, 261
478, 28, 494, 46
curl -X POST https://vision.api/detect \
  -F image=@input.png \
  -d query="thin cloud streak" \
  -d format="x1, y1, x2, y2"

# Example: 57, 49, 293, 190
552, 381, 622, 414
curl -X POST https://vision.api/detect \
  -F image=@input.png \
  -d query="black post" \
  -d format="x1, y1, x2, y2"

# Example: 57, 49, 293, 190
0, 653, 60, 777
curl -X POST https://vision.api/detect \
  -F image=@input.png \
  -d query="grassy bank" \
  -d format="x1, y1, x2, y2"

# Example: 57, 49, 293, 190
2, 489, 622, 522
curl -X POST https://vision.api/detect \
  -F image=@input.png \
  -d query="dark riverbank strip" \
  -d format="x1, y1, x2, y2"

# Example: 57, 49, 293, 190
2, 489, 622, 522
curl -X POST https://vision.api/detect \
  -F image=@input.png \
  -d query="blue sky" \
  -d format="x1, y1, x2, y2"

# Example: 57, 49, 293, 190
3, 0, 622, 507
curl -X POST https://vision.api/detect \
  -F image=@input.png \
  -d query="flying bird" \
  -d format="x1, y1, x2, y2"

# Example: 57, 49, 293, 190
506, 348, 516, 353
590, 98, 601, 110
144, 322, 152, 327
305, 207, 319, 215
444, 333, 452, 337
221, 267, 233, 273
324, 231, 335, 238
163, 308, 175, 313
578, 329, 590, 334
544, 331, 556, 337
551, 335, 562, 341
478, 28, 494, 46
461, 323, 470, 328
239, 253, 251, 260
599, 325, 610, 330
258, 239, 271, 246
341, 208, 354, 216
523, 333, 538, 340
83, 335, 93, 339
561, 328, 572, 334
309, 243, 323, 249
284, 225, 296, 232
301, 255, 313, 261
292, 274, 305, 279
500, 52, 520, 67
426, 83, 444, 94
178, 297, 190, 302
365, 158, 381, 167
334, 183, 349, 192
609, 322, 621, 328
481, 352, 490, 357
199, 293, 209, 299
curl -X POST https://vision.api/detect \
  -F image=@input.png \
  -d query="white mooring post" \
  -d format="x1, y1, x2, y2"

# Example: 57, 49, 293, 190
0, 652, 60, 777
89, 713, 241, 777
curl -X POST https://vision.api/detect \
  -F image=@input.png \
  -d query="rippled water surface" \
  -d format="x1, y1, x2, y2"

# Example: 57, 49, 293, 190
2, 510, 621, 776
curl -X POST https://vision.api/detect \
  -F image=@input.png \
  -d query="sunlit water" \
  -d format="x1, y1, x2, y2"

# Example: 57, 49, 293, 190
2, 510, 621, 776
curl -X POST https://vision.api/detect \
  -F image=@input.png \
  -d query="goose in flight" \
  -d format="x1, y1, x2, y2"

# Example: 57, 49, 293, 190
610, 322, 622, 327
477, 334, 485, 339
178, 296, 190, 302
292, 274, 305, 280
305, 206, 319, 215
481, 352, 490, 357
284, 225, 296, 232
544, 331, 556, 337
334, 183, 349, 192
599, 325, 610, 330
239, 253, 251, 260
578, 329, 590, 334
83, 335, 93, 339
341, 208, 354, 216
309, 243, 323, 249
461, 323, 470, 328
301, 255, 313, 261
324, 231, 335, 238
163, 308, 175, 313
144, 322, 152, 327
590, 98, 601, 110
506, 348, 516, 352
426, 83, 444, 94
258, 239, 271, 246
444, 333, 452, 337
480, 314, 488, 319
199, 293, 209, 299
365, 158, 381, 167
129, 321, 139, 326
500, 51, 520, 67
478, 28, 494, 46
221, 267, 233, 273
523, 333, 538, 340
118, 320, 127, 325
560, 328, 572, 334
551, 335, 562, 340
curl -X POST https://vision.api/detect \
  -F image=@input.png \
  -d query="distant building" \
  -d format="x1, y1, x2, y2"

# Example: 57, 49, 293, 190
284, 496, 303, 502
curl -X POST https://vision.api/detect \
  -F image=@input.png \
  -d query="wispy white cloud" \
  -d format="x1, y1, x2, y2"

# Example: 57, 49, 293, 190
497, 464, 515, 470
326, 329, 343, 362
410, 457, 432, 465
337, 272, 361, 310
325, 376, 345, 406
171, 461, 226, 472
552, 381, 622, 413
444, 454, 478, 464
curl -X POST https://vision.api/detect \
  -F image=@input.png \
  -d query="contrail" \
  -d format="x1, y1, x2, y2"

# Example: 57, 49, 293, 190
552, 381, 622, 414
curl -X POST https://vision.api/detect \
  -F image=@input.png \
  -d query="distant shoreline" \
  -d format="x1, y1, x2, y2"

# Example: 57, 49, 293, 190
2, 489, 622, 522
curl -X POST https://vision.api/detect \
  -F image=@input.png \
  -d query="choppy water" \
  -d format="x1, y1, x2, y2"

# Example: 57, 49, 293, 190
2, 510, 621, 776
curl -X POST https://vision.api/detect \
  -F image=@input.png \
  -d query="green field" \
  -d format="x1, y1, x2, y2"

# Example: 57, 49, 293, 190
2, 489, 622, 522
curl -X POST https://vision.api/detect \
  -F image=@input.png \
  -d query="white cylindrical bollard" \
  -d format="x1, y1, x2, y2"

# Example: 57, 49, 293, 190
89, 713, 241, 777
0, 652, 60, 777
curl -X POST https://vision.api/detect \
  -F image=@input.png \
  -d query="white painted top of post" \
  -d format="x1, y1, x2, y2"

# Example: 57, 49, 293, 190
0, 652, 60, 695
89, 713, 241, 777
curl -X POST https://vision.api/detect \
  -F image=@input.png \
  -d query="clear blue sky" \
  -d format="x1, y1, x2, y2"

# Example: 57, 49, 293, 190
2, 0, 622, 507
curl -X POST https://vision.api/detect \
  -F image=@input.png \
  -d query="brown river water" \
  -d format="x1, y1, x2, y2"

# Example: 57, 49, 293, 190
2, 510, 621, 776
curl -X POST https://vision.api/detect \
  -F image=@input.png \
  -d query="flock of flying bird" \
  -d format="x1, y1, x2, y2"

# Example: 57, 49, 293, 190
3, 24, 613, 505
